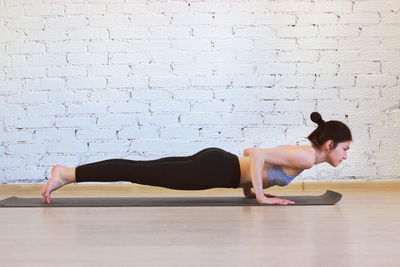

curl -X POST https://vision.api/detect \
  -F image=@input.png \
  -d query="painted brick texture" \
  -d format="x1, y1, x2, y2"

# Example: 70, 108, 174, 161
0, 0, 399, 183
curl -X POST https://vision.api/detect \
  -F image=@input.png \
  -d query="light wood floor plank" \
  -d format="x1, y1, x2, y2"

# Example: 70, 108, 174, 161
1, 182, 399, 266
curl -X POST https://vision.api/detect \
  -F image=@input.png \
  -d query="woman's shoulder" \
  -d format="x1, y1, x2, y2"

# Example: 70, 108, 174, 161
298, 145, 316, 169
244, 145, 315, 169
278, 144, 312, 150
280, 145, 315, 169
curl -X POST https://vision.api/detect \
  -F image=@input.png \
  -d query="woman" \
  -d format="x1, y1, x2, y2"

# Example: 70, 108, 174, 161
41, 112, 352, 205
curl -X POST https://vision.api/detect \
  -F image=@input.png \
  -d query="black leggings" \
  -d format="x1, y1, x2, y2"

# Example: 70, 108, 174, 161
75, 148, 241, 190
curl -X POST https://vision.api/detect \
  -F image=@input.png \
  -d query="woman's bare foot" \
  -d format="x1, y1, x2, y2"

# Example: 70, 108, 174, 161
41, 165, 74, 204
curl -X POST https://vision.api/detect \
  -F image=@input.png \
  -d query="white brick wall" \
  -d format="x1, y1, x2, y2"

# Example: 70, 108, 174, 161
0, 0, 399, 183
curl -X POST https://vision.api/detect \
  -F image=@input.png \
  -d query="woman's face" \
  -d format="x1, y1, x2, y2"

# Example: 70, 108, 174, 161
327, 141, 351, 167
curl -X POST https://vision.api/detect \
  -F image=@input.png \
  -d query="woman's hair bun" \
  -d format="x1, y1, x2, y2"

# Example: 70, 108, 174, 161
310, 112, 325, 126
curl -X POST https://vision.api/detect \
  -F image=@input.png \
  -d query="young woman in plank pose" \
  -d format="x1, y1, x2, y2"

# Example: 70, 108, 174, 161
41, 112, 352, 205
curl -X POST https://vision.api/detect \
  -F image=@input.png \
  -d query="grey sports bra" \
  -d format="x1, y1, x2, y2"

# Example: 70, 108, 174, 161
267, 164, 302, 187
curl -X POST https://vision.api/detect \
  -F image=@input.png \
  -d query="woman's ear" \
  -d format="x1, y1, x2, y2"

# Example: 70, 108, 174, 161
324, 140, 334, 151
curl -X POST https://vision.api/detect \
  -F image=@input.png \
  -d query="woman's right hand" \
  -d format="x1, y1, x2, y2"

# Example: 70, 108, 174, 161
256, 196, 295, 205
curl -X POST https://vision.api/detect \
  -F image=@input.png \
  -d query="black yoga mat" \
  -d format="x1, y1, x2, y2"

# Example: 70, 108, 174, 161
0, 190, 341, 207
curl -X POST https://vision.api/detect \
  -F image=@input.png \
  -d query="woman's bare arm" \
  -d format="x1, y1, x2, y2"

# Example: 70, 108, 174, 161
246, 146, 315, 205
248, 149, 268, 203
253, 146, 315, 169
245, 146, 314, 169
242, 185, 254, 198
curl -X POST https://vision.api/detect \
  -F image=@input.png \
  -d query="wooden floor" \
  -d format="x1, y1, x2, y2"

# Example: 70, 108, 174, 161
1, 181, 400, 267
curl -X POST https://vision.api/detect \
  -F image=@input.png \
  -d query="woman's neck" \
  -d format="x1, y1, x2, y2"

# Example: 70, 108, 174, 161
311, 145, 327, 165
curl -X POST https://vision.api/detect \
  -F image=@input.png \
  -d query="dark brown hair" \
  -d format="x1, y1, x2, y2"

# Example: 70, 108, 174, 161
307, 112, 352, 149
